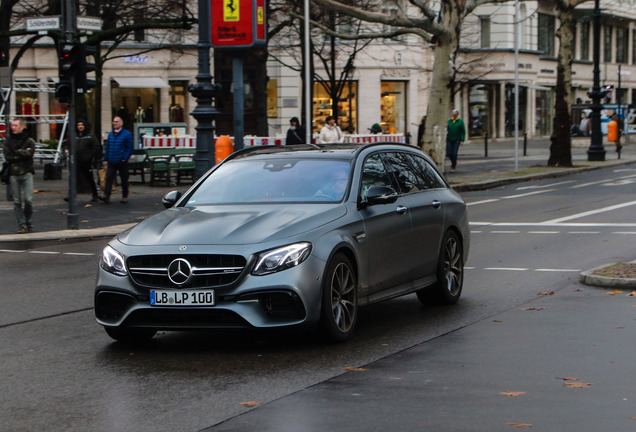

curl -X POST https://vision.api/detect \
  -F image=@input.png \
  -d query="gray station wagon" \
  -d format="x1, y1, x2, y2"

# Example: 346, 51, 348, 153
95, 142, 470, 342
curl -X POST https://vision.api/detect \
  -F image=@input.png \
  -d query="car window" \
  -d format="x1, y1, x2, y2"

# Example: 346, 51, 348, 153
382, 152, 421, 194
185, 158, 351, 204
360, 153, 394, 200
406, 154, 447, 190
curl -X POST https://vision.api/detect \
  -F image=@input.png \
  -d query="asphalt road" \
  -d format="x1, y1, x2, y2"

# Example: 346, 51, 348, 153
1, 166, 635, 432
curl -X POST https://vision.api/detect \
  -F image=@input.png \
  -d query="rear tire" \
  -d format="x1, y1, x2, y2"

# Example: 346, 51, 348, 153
320, 253, 358, 342
104, 326, 157, 343
417, 230, 464, 305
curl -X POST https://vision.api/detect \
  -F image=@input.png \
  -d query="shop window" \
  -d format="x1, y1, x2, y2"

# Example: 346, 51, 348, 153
381, 81, 406, 134
535, 89, 553, 136
111, 81, 160, 130
267, 79, 278, 118
313, 81, 357, 134
468, 84, 489, 138
15, 91, 39, 140
505, 84, 526, 137
604, 25, 613, 63
169, 80, 189, 123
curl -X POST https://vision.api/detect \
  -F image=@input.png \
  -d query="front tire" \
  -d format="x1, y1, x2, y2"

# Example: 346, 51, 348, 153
320, 253, 358, 342
104, 326, 157, 343
417, 230, 464, 305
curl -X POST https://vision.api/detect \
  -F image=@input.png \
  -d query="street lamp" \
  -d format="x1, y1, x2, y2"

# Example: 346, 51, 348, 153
189, 0, 221, 179
587, 0, 606, 161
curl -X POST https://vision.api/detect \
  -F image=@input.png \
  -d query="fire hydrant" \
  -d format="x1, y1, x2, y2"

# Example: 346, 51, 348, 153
215, 135, 234, 164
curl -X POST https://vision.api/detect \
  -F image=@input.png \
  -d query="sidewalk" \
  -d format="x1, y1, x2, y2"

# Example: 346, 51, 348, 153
1, 136, 635, 244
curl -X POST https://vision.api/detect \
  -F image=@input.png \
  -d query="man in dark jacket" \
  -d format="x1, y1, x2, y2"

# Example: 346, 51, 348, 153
4, 118, 35, 233
74, 120, 100, 202
99, 116, 134, 204
286, 117, 306, 145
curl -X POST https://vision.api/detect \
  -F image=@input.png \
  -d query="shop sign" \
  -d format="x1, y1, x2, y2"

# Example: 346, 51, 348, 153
381, 69, 410, 78
124, 55, 149, 64
211, 0, 266, 49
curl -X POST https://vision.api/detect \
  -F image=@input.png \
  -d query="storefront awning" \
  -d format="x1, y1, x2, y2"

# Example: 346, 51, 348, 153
112, 77, 169, 88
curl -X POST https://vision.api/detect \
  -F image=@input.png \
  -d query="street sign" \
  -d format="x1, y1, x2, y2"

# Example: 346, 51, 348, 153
77, 16, 102, 31
26, 16, 60, 32
211, 0, 266, 49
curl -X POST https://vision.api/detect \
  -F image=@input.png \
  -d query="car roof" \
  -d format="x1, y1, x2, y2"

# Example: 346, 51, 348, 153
227, 142, 423, 162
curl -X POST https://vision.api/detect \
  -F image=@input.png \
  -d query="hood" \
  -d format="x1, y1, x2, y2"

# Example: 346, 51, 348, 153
118, 204, 347, 246
290, 117, 300, 124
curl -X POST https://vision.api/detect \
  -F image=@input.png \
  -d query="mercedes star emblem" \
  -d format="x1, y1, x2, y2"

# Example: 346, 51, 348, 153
167, 258, 193, 286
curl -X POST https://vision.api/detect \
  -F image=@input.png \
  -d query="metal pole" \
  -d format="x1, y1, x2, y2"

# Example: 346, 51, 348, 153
63, 0, 78, 229
514, 0, 519, 172
587, 0, 606, 161
304, 0, 312, 143
617, 64, 622, 158
232, 56, 244, 150
189, 0, 220, 178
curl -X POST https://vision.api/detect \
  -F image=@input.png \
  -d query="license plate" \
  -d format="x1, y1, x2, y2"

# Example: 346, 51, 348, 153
150, 290, 215, 306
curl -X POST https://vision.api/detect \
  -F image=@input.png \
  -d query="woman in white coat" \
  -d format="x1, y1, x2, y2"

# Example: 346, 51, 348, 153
318, 116, 345, 144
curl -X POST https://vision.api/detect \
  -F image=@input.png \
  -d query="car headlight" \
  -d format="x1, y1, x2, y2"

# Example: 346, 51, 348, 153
252, 242, 312, 276
100, 245, 128, 276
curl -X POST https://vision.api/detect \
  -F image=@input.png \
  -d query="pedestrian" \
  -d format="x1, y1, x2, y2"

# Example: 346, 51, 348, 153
98, 116, 134, 204
286, 117, 306, 145
4, 118, 35, 234
368, 123, 383, 134
417, 115, 427, 145
446, 109, 466, 173
74, 120, 100, 202
318, 115, 344, 144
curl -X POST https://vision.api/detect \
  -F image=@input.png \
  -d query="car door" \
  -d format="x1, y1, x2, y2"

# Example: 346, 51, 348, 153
358, 153, 414, 296
382, 151, 445, 281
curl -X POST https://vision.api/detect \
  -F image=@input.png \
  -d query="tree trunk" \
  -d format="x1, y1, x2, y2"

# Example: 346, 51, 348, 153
548, 6, 574, 167
422, 2, 461, 168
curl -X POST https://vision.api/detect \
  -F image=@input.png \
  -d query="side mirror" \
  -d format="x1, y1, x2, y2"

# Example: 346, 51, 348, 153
162, 190, 182, 208
363, 186, 398, 207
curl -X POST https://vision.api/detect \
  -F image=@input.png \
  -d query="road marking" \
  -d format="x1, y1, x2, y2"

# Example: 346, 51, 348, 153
0, 249, 26, 253
467, 199, 499, 206
64, 252, 95, 256
543, 200, 636, 224
570, 173, 636, 189
613, 231, 636, 235
28, 251, 60, 255
491, 230, 520, 234
485, 267, 528, 271
568, 231, 600, 234
528, 231, 560, 234
471, 222, 636, 227
516, 180, 575, 190
535, 268, 581, 272
502, 190, 555, 199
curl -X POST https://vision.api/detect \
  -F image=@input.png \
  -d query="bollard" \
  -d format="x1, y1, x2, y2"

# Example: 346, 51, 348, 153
523, 132, 528, 156
215, 135, 234, 164
484, 133, 488, 157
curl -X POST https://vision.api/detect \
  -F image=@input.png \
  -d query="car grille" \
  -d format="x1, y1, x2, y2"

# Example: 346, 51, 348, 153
127, 254, 247, 289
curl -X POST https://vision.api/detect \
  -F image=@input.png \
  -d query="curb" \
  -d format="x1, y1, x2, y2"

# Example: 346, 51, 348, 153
0, 223, 135, 248
579, 263, 636, 289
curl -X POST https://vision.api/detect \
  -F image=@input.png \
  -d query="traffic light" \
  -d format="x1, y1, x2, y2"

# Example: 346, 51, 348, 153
75, 44, 97, 92
56, 42, 79, 103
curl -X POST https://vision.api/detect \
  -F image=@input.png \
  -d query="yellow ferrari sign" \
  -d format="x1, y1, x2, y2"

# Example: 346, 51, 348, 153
224, 0, 240, 22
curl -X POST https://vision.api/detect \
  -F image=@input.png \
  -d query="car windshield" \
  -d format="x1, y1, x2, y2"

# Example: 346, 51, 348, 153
185, 158, 351, 205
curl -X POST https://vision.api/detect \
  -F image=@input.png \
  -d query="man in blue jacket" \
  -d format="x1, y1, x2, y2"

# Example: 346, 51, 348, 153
98, 116, 134, 203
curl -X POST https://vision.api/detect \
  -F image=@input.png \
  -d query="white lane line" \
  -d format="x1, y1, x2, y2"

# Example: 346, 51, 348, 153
543, 200, 636, 224
517, 180, 576, 190
467, 199, 500, 206
491, 231, 520, 234
502, 190, 555, 199
528, 231, 560, 234
0, 249, 26, 253
535, 268, 581, 272
568, 231, 600, 234
28, 251, 60, 255
570, 173, 636, 189
471, 222, 636, 227
64, 252, 95, 256
613, 231, 636, 235
484, 267, 528, 271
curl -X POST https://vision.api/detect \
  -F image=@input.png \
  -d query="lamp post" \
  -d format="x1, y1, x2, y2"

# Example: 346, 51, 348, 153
587, 0, 606, 161
189, 0, 221, 179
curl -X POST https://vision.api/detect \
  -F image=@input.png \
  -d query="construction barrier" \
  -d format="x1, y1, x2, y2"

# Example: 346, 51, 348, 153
343, 134, 406, 144
143, 136, 196, 148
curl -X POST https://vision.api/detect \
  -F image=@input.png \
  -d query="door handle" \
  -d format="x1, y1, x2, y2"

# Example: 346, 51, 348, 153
396, 205, 408, 214
432, 200, 441, 209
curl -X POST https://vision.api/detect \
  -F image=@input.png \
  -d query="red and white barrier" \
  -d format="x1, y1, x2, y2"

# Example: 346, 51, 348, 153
244, 137, 284, 146
343, 134, 406, 144
143, 136, 196, 148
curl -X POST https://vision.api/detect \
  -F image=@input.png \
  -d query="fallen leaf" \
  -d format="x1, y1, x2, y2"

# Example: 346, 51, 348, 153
571, 289, 582, 292
239, 401, 261, 407
501, 391, 527, 396
344, 367, 368, 371
627, 291, 636, 297
506, 423, 533, 428
556, 377, 579, 381
563, 382, 592, 388
84, 203, 92, 207
61, 211, 67, 215
606, 290, 623, 296
492, 320, 503, 323
33, 189, 39, 194
519, 307, 544, 311
613, 326, 625, 329
537, 291, 554, 296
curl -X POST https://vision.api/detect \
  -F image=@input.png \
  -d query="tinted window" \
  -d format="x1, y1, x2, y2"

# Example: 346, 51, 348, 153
382, 152, 421, 194
186, 158, 351, 204
360, 153, 394, 200
408, 154, 446, 189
